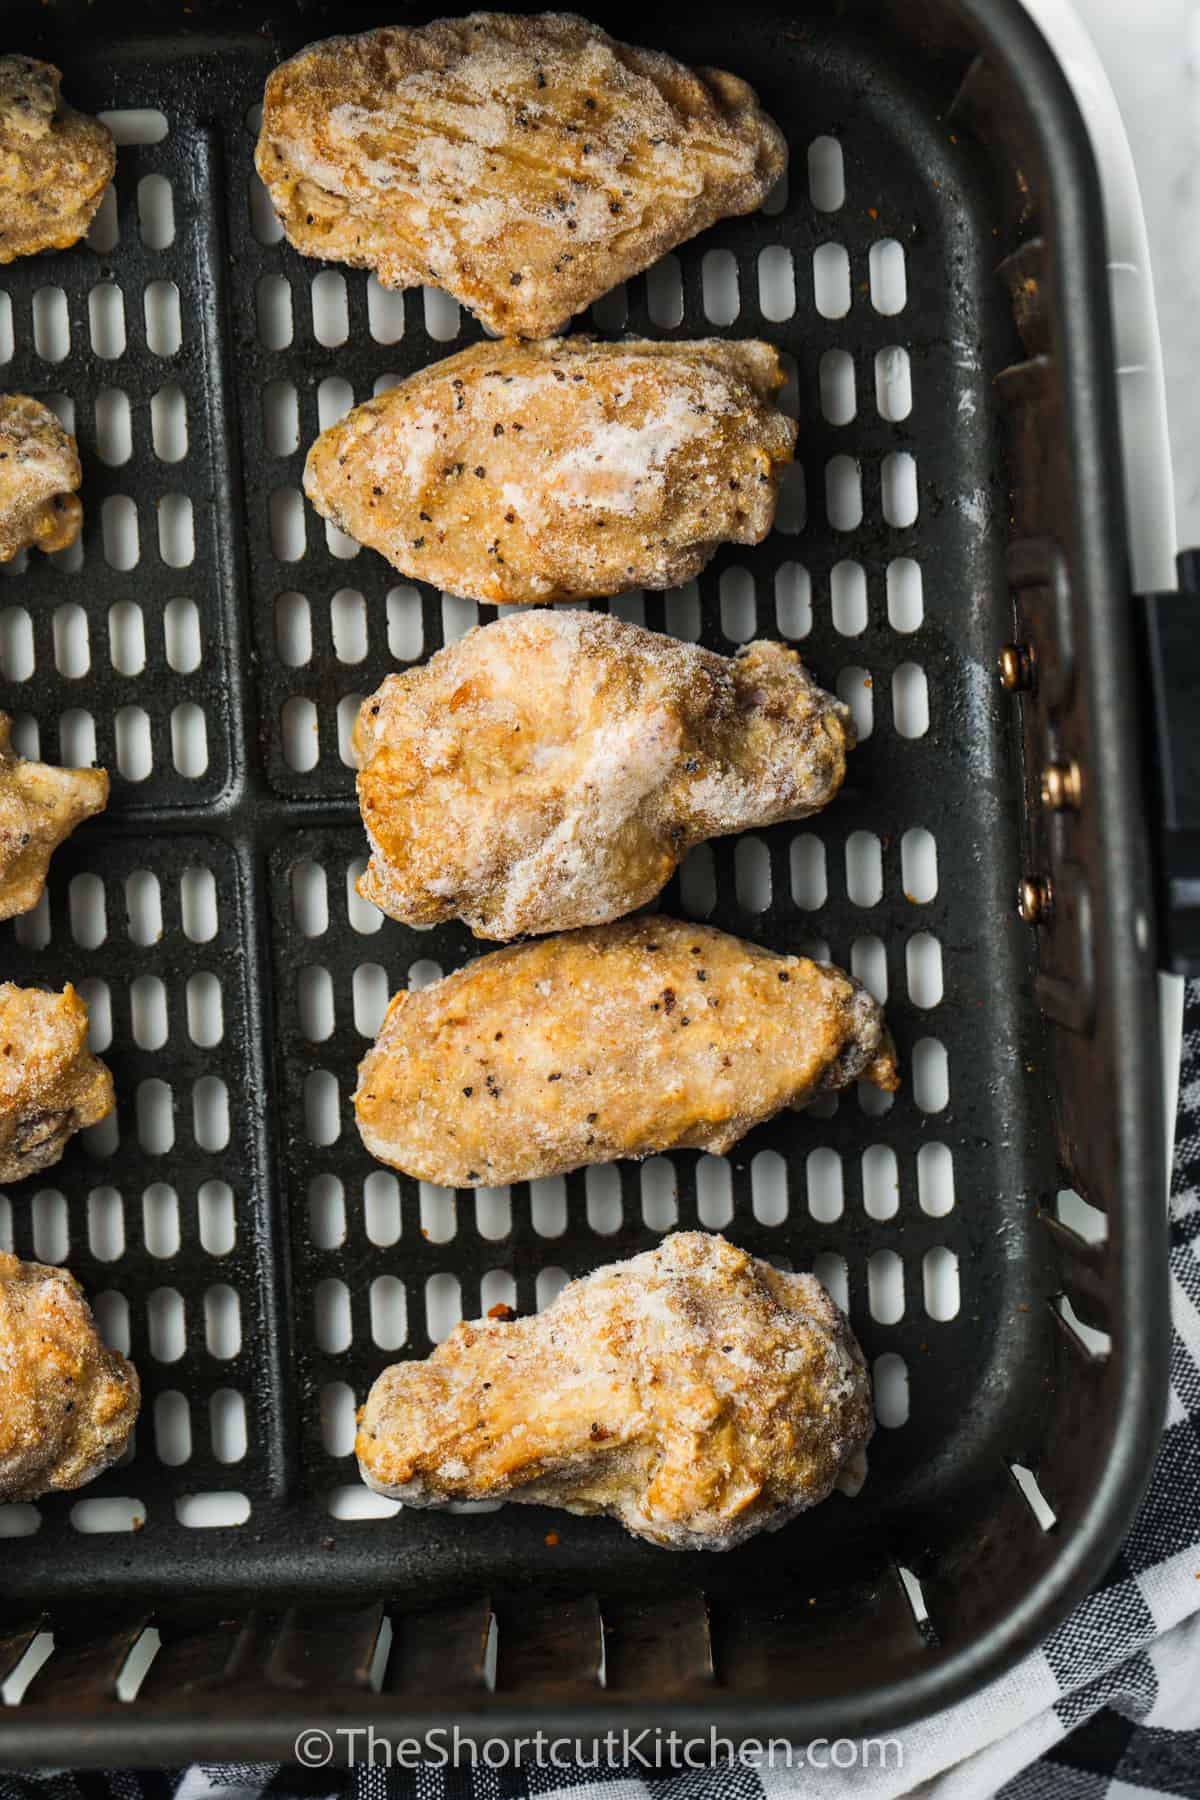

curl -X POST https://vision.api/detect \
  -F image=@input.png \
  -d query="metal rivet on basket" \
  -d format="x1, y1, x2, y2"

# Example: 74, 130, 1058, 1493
1040, 760, 1082, 811
998, 643, 1035, 692
1017, 876, 1054, 924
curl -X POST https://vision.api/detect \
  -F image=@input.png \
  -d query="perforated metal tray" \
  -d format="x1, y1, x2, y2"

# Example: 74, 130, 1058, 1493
0, 0, 1169, 1765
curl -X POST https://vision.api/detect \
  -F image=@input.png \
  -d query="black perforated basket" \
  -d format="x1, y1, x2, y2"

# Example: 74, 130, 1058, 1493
0, 0, 1171, 1766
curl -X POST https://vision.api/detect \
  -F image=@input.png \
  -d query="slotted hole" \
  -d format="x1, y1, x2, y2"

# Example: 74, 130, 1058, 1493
367, 274, 405, 343
102, 496, 140, 570
874, 1353, 909, 1427
913, 1038, 949, 1112
757, 245, 795, 321
906, 933, 943, 1008
108, 601, 145, 675
778, 349, 800, 419
892, 662, 929, 738
347, 859, 384, 934
806, 1146, 844, 1222
205, 1285, 241, 1359
423, 286, 460, 341
370, 1276, 408, 1350
282, 697, 319, 770
148, 1286, 186, 1360
1056, 1188, 1108, 1244
610, 591, 645, 627
441, 592, 479, 642
137, 174, 174, 249
33, 287, 70, 361
640, 1159, 677, 1232
131, 974, 169, 1051
537, 1267, 570, 1310
154, 1392, 191, 1466
837, 666, 873, 739
52, 603, 89, 678
338, 694, 365, 766
62, 709, 98, 773
157, 493, 194, 566
826, 455, 863, 531
164, 596, 201, 671
87, 185, 119, 253
298, 965, 335, 1042
76, 980, 110, 1054
331, 590, 368, 663
789, 834, 826, 909
262, 379, 299, 457
386, 586, 423, 660
94, 1290, 131, 1355
819, 349, 856, 425
175, 1494, 251, 1529
701, 249, 739, 325
750, 1149, 787, 1225
257, 274, 293, 350
831, 560, 868, 635
679, 842, 716, 916
719, 565, 756, 641
126, 869, 162, 944
181, 866, 217, 942
665, 581, 701, 640
690, 1154, 731, 1229
869, 239, 908, 314
867, 1249, 904, 1324
0, 1509, 42, 1546
1058, 1294, 1112, 1356
862, 1145, 899, 1220
171, 702, 207, 777
352, 963, 389, 1038
292, 860, 328, 935
326, 1488, 399, 1521
307, 1175, 345, 1251
479, 1271, 515, 1318
645, 253, 683, 328
918, 1143, 955, 1216
812, 243, 851, 318
89, 284, 126, 359
425, 1272, 461, 1343
876, 347, 913, 421
887, 558, 924, 632
99, 108, 168, 144
275, 591, 311, 666
812, 1251, 849, 1313
212, 1390, 248, 1463
310, 270, 349, 346
845, 830, 883, 906
70, 872, 106, 948
851, 934, 888, 1003
248, 170, 283, 244
901, 826, 938, 902
1010, 1464, 1057, 1530
585, 1164, 622, 1234
735, 836, 771, 912
95, 387, 132, 465
314, 1281, 352, 1353
198, 1180, 236, 1254
0, 607, 34, 681
923, 1247, 961, 1320
320, 1382, 357, 1458
420, 1182, 457, 1243
87, 1187, 124, 1261
304, 1070, 340, 1145
317, 376, 354, 433
883, 452, 919, 528
149, 384, 187, 463
364, 1170, 401, 1246
144, 280, 182, 356
31, 1189, 68, 1264
72, 1499, 145, 1534
475, 1184, 512, 1240
137, 1079, 174, 1154
186, 972, 223, 1047
807, 136, 845, 210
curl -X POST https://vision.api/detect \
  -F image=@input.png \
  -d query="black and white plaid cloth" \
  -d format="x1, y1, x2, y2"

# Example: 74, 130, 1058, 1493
8, 980, 1200, 1800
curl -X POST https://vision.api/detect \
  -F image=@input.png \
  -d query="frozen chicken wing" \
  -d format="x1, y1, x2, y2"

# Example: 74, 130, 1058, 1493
0, 1250, 139, 1501
304, 335, 796, 603
0, 713, 108, 921
355, 917, 898, 1187
0, 56, 115, 264
255, 12, 785, 337
355, 610, 852, 938
358, 1230, 873, 1551
0, 983, 114, 1185
0, 394, 83, 561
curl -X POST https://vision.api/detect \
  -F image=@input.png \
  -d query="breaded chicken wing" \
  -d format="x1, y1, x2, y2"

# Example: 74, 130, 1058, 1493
255, 13, 785, 337
0, 984, 113, 1185
0, 394, 83, 562
0, 56, 115, 264
355, 611, 852, 939
355, 918, 898, 1186
305, 336, 795, 603
358, 1230, 873, 1551
0, 1250, 139, 1501
0, 713, 108, 921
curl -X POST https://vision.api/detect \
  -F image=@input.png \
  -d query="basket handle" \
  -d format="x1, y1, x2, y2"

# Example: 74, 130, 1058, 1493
1138, 549, 1200, 975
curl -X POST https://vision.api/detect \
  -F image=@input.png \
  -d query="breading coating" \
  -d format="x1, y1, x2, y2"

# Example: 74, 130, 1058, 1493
0, 1250, 139, 1501
0, 984, 114, 1185
358, 1230, 873, 1551
255, 12, 785, 337
355, 917, 898, 1186
0, 394, 84, 562
356, 611, 852, 939
0, 56, 115, 264
304, 335, 796, 603
0, 712, 108, 921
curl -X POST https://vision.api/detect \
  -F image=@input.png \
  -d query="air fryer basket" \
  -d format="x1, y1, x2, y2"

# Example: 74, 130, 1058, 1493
0, 0, 1170, 1763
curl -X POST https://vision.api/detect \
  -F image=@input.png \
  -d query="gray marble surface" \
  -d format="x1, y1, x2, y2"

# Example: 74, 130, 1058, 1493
1079, 0, 1200, 546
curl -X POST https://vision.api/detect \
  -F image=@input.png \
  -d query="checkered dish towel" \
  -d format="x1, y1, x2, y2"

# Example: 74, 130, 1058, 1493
9, 979, 1200, 1800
